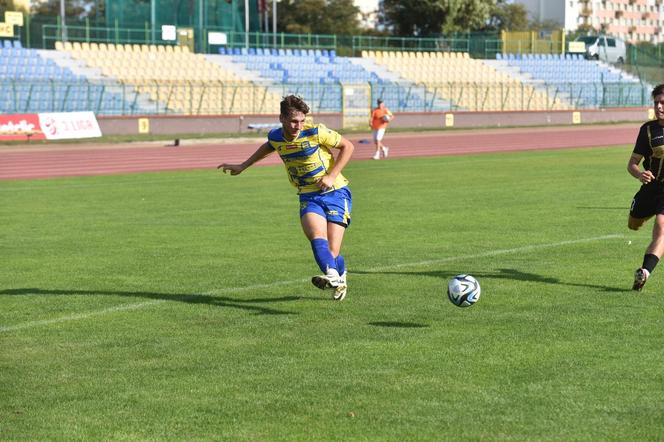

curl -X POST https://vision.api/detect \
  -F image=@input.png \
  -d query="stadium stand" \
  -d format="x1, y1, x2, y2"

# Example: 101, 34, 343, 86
213, 48, 449, 112
493, 53, 644, 108
0, 40, 147, 115
367, 50, 571, 111
1, 37, 649, 116
56, 41, 282, 115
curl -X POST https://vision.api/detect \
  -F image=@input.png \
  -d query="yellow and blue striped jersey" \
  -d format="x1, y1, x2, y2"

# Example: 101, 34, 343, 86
267, 123, 349, 194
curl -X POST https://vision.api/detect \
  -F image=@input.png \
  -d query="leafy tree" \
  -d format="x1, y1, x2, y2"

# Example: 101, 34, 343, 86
381, 0, 494, 36
485, 0, 528, 32
274, 0, 361, 35
1, 0, 23, 14
31, 0, 92, 19
529, 18, 562, 32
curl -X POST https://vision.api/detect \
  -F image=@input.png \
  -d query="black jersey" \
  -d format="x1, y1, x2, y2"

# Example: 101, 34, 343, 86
633, 120, 664, 181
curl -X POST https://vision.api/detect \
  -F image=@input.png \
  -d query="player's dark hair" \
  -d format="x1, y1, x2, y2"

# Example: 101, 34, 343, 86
280, 95, 310, 117
652, 84, 664, 100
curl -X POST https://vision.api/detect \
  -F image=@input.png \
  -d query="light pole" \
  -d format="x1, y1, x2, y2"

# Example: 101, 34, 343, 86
272, 0, 277, 48
198, 0, 204, 52
245, 0, 249, 49
60, 0, 67, 41
151, 0, 156, 43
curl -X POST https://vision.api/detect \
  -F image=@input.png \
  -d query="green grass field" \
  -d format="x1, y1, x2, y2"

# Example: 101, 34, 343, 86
2, 146, 663, 441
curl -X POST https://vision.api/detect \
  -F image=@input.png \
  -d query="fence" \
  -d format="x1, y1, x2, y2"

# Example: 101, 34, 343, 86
1, 79, 652, 117
35, 23, 555, 59
11, 20, 658, 70
40, 24, 339, 54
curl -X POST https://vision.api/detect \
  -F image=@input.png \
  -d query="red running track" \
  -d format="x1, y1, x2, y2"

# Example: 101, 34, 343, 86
0, 124, 637, 180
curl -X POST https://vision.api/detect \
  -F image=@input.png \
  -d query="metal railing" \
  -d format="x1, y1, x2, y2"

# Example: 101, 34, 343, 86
0, 79, 652, 116
38, 23, 556, 59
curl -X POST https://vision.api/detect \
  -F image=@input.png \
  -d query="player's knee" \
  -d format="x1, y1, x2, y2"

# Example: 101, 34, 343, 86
628, 219, 643, 230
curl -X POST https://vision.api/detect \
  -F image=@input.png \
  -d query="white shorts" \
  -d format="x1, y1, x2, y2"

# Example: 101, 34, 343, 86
373, 128, 386, 142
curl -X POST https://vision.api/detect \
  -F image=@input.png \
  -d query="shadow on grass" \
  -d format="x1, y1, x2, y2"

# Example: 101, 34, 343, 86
1, 288, 300, 315
352, 268, 628, 293
576, 206, 627, 210
368, 321, 429, 328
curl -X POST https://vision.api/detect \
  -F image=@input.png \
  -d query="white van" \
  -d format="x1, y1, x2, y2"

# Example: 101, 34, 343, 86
574, 35, 626, 63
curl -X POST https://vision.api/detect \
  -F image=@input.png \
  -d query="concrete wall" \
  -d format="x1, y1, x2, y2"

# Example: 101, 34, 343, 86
98, 108, 653, 136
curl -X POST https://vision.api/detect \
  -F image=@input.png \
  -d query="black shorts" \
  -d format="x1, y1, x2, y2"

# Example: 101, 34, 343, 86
630, 183, 664, 218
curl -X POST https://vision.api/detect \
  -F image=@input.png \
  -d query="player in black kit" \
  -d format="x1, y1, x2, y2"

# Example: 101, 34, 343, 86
627, 83, 664, 290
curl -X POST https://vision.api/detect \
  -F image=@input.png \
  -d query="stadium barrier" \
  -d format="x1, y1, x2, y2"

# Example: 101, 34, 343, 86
1, 79, 652, 117
247, 123, 281, 132
0, 111, 101, 141
35, 24, 572, 59
90, 107, 652, 137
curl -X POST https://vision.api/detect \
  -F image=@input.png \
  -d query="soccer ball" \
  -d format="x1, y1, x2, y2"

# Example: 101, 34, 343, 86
447, 274, 481, 307
382, 114, 392, 122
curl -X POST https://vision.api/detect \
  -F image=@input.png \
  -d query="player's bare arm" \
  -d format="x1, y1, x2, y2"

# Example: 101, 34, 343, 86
627, 153, 654, 183
316, 137, 355, 191
218, 142, 274, 175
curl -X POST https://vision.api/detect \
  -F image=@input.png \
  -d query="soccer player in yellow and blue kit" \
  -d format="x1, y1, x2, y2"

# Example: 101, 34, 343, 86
218, 95, 355, 300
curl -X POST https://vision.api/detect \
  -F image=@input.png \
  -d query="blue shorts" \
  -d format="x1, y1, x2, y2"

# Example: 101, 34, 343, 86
299, 187, 352, 227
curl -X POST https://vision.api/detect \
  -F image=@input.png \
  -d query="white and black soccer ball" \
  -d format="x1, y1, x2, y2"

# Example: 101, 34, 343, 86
447, 274, 481, 307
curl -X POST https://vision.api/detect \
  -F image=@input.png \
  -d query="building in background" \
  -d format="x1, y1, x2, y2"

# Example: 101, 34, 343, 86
514, 0, 663, 43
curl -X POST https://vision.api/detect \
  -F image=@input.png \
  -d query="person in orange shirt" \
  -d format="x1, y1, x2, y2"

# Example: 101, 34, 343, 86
370, 99, 394, 160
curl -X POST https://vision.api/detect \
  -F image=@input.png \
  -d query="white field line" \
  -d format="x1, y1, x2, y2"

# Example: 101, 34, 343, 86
1, 234, 622, 333
367, 234, 624, 272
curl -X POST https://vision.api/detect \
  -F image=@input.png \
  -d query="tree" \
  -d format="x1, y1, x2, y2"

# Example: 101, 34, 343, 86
485, 0, 529, 32
274, 0, 362, 36
381, 0, 494, 36
529, 18, 563, 32
0, 0, 22, 14
31, 0, 93, 19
